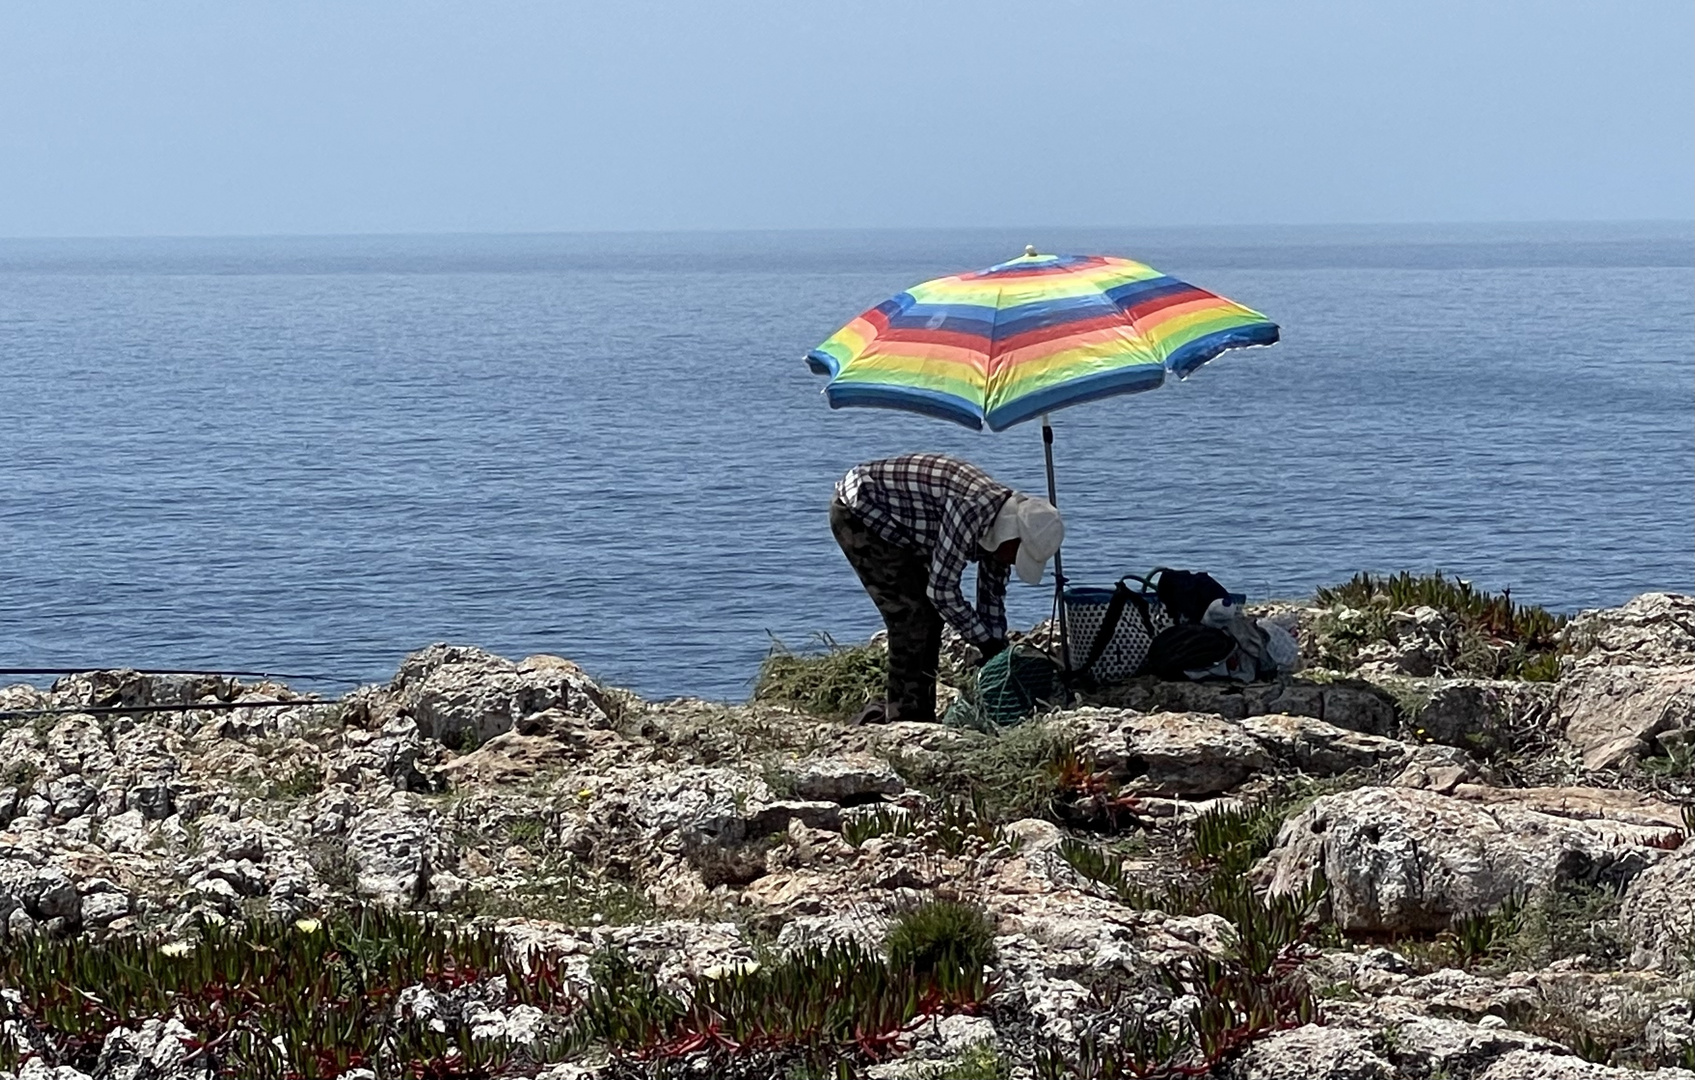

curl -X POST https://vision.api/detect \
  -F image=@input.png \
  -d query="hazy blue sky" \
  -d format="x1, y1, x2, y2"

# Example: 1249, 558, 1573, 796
2, 1, 1690, 237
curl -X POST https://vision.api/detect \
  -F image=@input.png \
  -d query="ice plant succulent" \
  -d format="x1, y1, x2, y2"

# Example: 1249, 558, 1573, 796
0, 906, 573, 1078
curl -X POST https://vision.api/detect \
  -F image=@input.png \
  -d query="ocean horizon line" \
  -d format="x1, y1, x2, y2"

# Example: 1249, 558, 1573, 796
1, 217, 1692, 246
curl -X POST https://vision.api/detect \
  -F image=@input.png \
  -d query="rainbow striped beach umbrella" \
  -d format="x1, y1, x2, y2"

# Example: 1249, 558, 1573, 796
805, 246, 1279, 433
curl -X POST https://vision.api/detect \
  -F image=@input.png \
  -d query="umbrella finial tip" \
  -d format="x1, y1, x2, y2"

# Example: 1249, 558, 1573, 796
1024, 244, 1038, 257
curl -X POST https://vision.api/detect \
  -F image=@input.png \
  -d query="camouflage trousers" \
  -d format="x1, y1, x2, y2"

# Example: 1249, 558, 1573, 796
829, 499, 940, 723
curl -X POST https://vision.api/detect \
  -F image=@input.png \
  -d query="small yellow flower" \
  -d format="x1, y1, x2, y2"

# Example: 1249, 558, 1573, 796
576, 788, 594, 800
294, 917, 323, 934
160, 941, 193, 957
702, 960, 761, 980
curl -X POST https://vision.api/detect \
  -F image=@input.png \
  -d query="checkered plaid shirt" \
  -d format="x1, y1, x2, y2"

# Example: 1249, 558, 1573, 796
835, 453, 1013, 646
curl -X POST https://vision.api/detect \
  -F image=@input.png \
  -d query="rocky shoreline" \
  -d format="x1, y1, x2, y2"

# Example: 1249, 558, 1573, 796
1, 590, 1692, 1079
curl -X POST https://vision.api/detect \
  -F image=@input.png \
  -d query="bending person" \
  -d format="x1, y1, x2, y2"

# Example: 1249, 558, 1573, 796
829, 452, 1063, 724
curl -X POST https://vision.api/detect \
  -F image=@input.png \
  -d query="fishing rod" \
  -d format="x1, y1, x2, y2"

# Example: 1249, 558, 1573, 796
0, 698, 335, 723
0, 667, 355, 682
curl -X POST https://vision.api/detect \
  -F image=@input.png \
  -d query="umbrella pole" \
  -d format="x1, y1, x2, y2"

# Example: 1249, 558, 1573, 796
1041, 415, 1072, 674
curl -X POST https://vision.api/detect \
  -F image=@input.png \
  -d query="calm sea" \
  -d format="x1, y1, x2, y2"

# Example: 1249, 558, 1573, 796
2, 224, 1691, 700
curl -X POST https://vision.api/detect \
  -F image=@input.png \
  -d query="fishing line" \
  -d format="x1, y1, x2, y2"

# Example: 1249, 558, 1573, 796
0, 667, 357, 682
0, 699, 334, 723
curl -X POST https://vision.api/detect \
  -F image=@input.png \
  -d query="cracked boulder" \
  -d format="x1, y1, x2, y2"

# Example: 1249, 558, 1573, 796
385, 644, 613, 747
1232, 1025, 1396, 1080
344, 808, 442, 902
1062, 707, 1405, 797
1559, 664, 1695, 771
1259, 785, 1685, 933
1618, 838, 1695, 969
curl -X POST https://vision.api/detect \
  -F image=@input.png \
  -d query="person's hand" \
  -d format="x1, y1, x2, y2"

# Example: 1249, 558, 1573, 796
979, 638, 1009, 662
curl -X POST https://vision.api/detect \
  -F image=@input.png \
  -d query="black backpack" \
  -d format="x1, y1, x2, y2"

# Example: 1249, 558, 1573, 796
1149, 567, 1230, 625
1145, 623, 1237, 680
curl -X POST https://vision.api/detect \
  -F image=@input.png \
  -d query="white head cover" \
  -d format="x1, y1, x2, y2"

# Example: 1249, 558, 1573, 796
980, 493, 1065, 585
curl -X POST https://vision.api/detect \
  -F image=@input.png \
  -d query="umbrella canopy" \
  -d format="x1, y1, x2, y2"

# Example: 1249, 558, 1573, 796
806, 249, 1279, 432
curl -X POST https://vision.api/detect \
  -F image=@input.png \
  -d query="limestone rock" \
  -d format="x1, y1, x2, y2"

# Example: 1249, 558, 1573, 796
2, 601, 1692, 1073
1080, 678, 1397, 737
1003, 818, 1064, 854
1237, 712, 1409, 775
1559, 664, 1695, 770
344, 808, 440, 902
1064, 708, 1272, 796
1566, 593, 1695, 669
91, 1017, 199, 1080
775, 911, 889, 952
15, 1060, 95, 1080
1413, 678, 1558, 750
1478, 1049, 1694, 1079
438, 732, 581, 785
389, 644, 611, 747
1231, 1025, 1395, 1080
0, 863, 82, 929
865, 1013, 999, 1077
1064, 707, 1405, 798
1618, 839, 1695, 969
1447, 784, 1688, 831
1364, 1013, 1573, 1076
48, 669, 238, 711
1393, 743, 1495, 793
1643, 997, 1695, 1065
1260, 786, 1682, 932
1389, 966, 1539, 1018
79, 889, 131, 927
784, 753, 904, 803
1354, 604, 1458, 678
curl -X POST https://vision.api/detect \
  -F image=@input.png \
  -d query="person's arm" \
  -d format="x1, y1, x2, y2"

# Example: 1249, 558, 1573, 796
927, 502, 997, 646
976, 558, 1009, 644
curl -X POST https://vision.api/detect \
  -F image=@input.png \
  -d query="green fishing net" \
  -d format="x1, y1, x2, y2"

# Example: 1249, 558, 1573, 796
943, 645, 1066, 731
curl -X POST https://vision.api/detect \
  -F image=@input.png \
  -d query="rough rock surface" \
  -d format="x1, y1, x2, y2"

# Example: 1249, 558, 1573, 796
1557, 593, 1695, 770
1619, 839, 1695, 970
1230, 1026, 1395, 1080
783, 753, 905, 802
1560, 664, 1695, 771
1566, 593, 1695, 669
1260, 785, 1684, 932
386, 644, 613, 747
1082, 677, 1399, 737
1478, 1050, 1694, 1079
1063, 707, 1405, 797
0, 594, 1691, 1079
